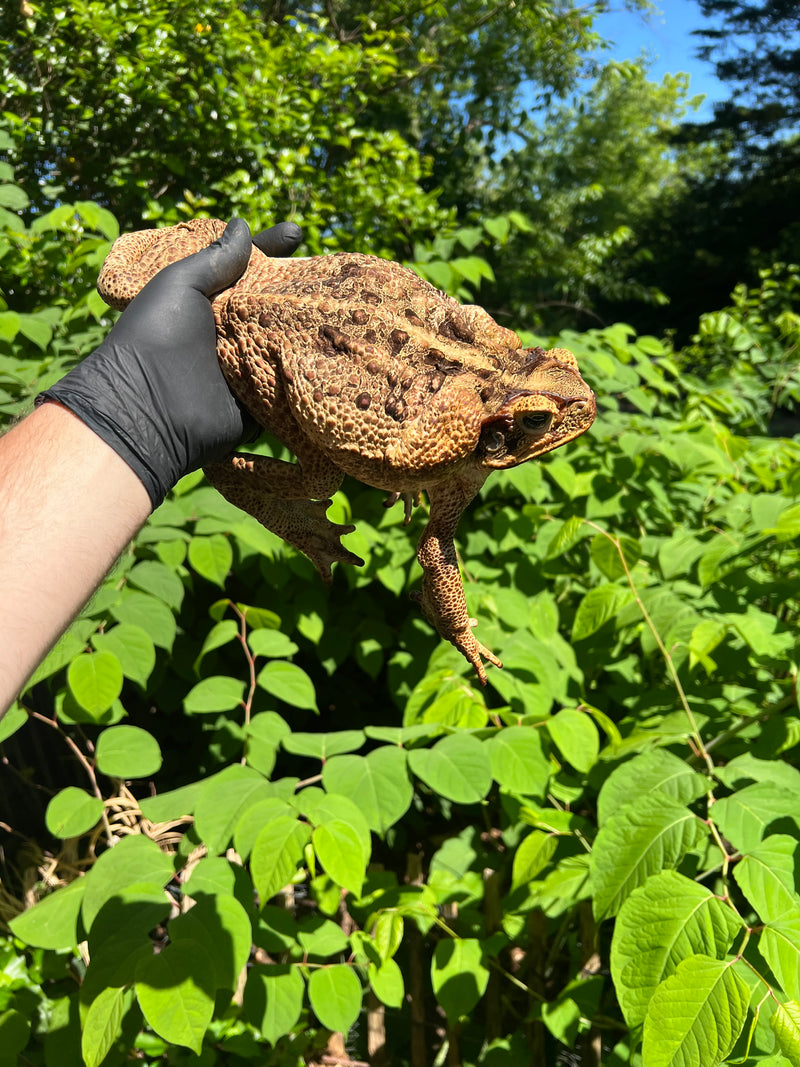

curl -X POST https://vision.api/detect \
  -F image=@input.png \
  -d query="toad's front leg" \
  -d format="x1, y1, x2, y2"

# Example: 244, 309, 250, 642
412, 477, 501, 685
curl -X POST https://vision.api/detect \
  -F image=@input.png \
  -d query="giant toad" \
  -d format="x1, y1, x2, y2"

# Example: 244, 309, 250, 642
98, 219, 596, 683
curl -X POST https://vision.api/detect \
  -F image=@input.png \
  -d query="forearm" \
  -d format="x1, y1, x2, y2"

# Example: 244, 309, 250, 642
0, 403, 151, 714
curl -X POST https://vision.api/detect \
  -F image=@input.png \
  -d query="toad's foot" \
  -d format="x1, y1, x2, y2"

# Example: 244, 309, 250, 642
383, 491, 423, 526
204, 459, 363, 582
410, 593, 502, 686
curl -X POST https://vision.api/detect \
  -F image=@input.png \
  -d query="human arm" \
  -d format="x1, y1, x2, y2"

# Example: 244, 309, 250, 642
0, 218, 302, 714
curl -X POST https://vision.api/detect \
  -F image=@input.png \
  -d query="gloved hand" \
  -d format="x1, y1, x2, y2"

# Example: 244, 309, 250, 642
37, 218, 302, 508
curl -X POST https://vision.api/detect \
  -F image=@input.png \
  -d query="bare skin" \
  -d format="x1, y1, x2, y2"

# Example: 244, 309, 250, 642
0, 403, 151, 715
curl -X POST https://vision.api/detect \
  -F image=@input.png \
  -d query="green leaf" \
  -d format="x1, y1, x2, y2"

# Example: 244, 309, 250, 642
307, 965, 362, 1034
368, 957, 404, 1008
82, 986, 133, 1067
67, 652, 123, 718
92, 624, 156, 688
597, 750, 709, 826
0, 1009, 31, 1063
546, 709, 599, 774
312, 820, 368, 897
194, 764, 266, 855
408, 732, 492, 804
373, 912, 404, 960
257, 660, 318, 711
127, 560, 184, 610
9, 878, 85, 950
170, 895, 253, 992
248, 628, 299, 659
486, 725, 549, 796
188, 534, 233, 587
733, 835, 800, 923
251, 817, 311, 905
611, 870, 742, 1027
711, 782, 800, 853
296, 790, 372, 857
45, 786, 104, 838
81, 835, 174, 928
297, 915, 350, 958
282, 730, 365, 759
590, 792, 707, 919
642, 955, 750, 1067
431, 939, 490, 1023
589, 533, 641, 581
511, 831, 558, 892
243, 964, 304, 1047
184, 675, 245, 715
321, 747, 413, 834
571, 583, 634, 641
95, 725, 162, 778
111, 591, 177, 650
0, 702, 27, 742
770, 1001, 800, 1067
136, 940, 216, 1054
759, 916, 800, 1000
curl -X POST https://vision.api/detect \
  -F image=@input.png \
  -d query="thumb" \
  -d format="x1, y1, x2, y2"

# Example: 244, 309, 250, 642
173, 218, 253, 298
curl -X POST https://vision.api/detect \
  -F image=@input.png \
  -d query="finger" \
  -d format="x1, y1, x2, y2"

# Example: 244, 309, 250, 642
172, 217, 253, 297
252, 221, 303, 258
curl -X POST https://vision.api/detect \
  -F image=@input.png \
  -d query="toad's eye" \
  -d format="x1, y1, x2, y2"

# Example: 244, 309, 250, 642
521, 412, 553, 434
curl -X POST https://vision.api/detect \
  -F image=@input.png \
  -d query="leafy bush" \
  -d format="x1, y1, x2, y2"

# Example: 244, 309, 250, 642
2, 170, 800, 1066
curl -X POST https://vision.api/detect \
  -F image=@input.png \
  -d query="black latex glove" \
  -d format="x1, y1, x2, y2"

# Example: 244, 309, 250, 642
37, 218, 302, 508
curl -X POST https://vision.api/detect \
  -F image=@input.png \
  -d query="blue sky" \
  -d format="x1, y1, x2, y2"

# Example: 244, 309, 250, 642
594, 1, 728, 117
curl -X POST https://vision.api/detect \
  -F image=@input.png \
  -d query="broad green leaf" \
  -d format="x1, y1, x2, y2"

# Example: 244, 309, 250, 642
296, 789, 372, 856
312, 820, 368, 897
92, 624, 156, 688
431, 938, 489, 1023
373, 912, 404, 960
188, 534, 233, 587
590, 792, 707, 919
95, 724, 162, 779
45, 786, 104, 838
297, 915, 350, 958
321, 747, 413, 834
251, 817, 311, 905
590, 533, 642, 581
597, 750, 709, 826
611, 870, 742, 1027
81, 835, 174, 928
257, 660, 318, 711
0, 1009, 30, 1063
771, 1001, 800, 1067
110, 591, 177, 650
368, 957, 404, 1008
486, 725, 549, 796
234, 797, 295, 859
194, 619, 239, 668
183, 675, 245, 715
760, 916, 800, 1001
248, 628, 299, 659
243, 964, 304, 1047
82, 985, 133, 1067
642, 955, 750, 1067
127, 560, 184, 610
711, 782, 800, 853
571, 583, 634, 641
307, 965, 362, 1034
546, 709, 599, 773
734, 836, 800, 923
282, 730, 365, 759
9, 878, 85, 950
169, 895, 252, 992
409, 732, 492, 804
0, 702, 27, 742
67, 652, 123, 718
136, 940, 216, 1054
194, 764, 266, 854
511, 831, 558, 892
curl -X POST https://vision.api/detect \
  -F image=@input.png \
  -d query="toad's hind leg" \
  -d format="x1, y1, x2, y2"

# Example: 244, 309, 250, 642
203, 451, 363, 582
